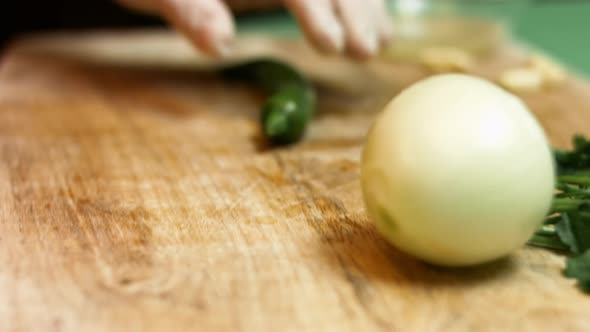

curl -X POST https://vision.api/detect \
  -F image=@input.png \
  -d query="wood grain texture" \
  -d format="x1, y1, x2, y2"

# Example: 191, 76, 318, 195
2, 30, 590, 332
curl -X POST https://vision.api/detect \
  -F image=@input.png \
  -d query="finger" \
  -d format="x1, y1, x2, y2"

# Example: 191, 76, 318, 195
284, 0, 345, 54
334, 0, 380, 60
377, 1, 394, 45
157, 0, 235, 57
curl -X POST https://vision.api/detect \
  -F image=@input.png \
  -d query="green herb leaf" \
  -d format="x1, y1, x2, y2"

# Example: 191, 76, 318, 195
557, 183, 590, 198
558, 175, 590, 186
528, 134, 590, 295
544, 215, 563, 225
550, 198, 590, 214
527, 233, 570, 252
555, 210, 590, 255
555, 135, 590, 174
580, 281, 590, 293
565, 251, 590, 281
556, 213, 577, 253
565, 250, 590, 294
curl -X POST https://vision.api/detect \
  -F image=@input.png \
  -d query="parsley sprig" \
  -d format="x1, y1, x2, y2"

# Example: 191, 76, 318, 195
528, 135, 590, 293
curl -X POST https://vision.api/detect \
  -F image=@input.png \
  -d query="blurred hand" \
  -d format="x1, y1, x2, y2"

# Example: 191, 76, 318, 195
117, 0, 393, 60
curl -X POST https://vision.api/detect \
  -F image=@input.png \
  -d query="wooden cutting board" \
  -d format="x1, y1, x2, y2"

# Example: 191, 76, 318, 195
2, 30, 590, 332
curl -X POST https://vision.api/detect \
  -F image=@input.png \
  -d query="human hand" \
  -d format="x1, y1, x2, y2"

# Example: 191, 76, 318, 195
282, 0, 393, 59
117, 0, 393, 60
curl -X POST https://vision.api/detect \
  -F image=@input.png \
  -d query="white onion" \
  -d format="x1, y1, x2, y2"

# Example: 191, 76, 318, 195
361, 74, 555, 266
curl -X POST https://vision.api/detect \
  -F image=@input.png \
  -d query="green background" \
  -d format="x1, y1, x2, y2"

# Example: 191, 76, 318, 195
235, 1, 590, 76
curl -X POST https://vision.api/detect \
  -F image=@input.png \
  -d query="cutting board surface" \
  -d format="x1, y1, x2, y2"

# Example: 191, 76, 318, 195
2, 30, 590, 332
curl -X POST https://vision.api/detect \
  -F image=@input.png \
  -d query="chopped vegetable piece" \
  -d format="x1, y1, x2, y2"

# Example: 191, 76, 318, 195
527, 233, 569, 252
556, 210, 590, 255
529, 53, 567, 86
498, 68, 544, 93
565, 250, 590, 291
418, 46, 474, 73
527, 135, 590, 294
221, 58, 316, 145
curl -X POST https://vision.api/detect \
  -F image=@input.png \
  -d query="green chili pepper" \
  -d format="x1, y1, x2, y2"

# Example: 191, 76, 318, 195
221, 58, 316, 145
